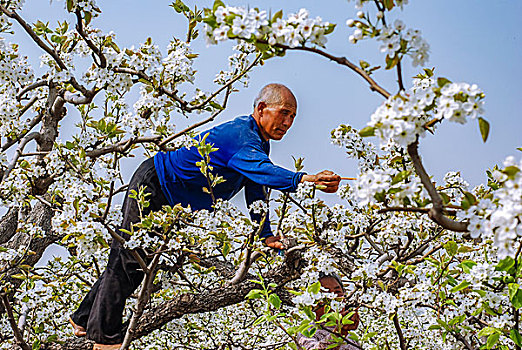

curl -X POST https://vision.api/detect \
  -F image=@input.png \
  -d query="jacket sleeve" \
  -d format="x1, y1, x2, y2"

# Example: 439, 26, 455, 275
228, 144, 305, 192
244, 179, 272, 239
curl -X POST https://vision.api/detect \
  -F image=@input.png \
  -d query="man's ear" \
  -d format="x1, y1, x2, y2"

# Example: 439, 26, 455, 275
256, 101, 266, 116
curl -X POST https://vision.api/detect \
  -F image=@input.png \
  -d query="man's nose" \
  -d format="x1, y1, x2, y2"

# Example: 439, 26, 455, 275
282, 116, 293, 128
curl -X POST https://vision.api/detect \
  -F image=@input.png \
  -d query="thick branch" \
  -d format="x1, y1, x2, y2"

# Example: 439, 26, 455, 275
41, 249, 303, 350
407, 141, 468, 232
0, 207, 19, 245
85, 136, 160, 158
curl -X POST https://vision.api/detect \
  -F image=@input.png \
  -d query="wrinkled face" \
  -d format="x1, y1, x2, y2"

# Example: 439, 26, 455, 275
320, 276, 345, 298
256, 92, 297, 141
314, 277, 345, 320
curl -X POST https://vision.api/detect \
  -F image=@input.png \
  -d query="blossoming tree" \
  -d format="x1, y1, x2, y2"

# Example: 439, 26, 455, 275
0, 0, 521, 349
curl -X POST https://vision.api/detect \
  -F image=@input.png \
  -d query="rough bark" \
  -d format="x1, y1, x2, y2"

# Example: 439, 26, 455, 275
0, 207, 19, 245
31, 250, 304, 350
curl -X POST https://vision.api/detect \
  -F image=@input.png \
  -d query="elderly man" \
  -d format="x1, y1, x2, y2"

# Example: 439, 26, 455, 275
70, 83, 341, 349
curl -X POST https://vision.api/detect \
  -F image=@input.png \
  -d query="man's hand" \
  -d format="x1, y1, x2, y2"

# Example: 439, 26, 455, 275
301, 170, 341, 193
264, 235, 284, 249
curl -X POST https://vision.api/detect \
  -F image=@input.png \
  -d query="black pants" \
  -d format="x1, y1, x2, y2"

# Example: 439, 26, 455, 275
71, 158, 169, 344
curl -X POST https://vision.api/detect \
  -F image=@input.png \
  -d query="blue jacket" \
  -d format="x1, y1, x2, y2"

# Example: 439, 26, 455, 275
154, 115, 306, 239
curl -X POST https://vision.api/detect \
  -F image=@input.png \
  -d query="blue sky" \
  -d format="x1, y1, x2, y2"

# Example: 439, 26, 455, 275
10, 0, 522, 203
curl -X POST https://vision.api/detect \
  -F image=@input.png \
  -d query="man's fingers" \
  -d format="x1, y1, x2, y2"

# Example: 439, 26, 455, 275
265, 236, 284, 250
267, 241, 284, 249
317, 174, 341, 182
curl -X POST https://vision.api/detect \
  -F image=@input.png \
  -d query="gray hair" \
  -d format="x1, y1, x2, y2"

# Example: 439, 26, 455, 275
319, 272, 346, 293
253, 83, 294, 109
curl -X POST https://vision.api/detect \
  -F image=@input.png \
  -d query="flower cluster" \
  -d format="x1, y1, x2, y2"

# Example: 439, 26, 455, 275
368, 76, 485, 148
347, 12, 429, 67
204, 5, 334, 48
462, 156, 522, 257
214, 42, 256, 87
331, 124, 377, 171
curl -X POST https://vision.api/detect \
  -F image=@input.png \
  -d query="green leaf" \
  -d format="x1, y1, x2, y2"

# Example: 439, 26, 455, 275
437, 77, 452, 88
439, 192, 450, 205
478, 117, 490, 142
448, 315, 465, 326
66, 0, 74, 12
444, 240, 458, 256
245, 289, 263, 300
84, 11, 92, 25
32, 339, 41, 350
450, 280, 470, 293
512, 289, 522, 309
213, 0, 225, 12
459, 260, 477, 273
308, 282, 321, 294
359, 60, 370, 69
222, 241, 231, 257
324, 23, 336, 35
272, 9, 283, 22
477, 327, 499, 337
486, 332, 500, 349
385, 54, 399, 70
503, 166, 520, 179
268, 293, 282, 309
303, 306, 315, 320
510, 329, 522, 347
358, 126, 375, 137
383, 0, 395, 10
509, 283, 520, 300
391, 170, 411, 185
463, 191, 477, 206
496, 257, 515, 272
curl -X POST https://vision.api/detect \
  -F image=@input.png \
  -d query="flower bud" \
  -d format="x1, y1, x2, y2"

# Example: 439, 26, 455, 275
346, 19, 355, 27
348, 35, 357, 44
357, 11, 364, 19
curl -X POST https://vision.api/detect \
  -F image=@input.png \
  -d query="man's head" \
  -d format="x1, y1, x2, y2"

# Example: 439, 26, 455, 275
252, 83, 297, 141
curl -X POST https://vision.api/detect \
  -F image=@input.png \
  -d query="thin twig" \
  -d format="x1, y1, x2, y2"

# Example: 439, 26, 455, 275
99, 222, 149, 274
75, 9, 107, 68
1, 110, 42, 152
85, 136, 160, 158
121, 238, 170, 349
187, 53, 261, 111
392, 313, 407, 350
2, 132, 41, 182
228, 209, 269, 285
160, 84, 233, 150
1, 294, 31, 350
0, 5, 90, 96
16, 80, 47, 101
269, 42, 390, 98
